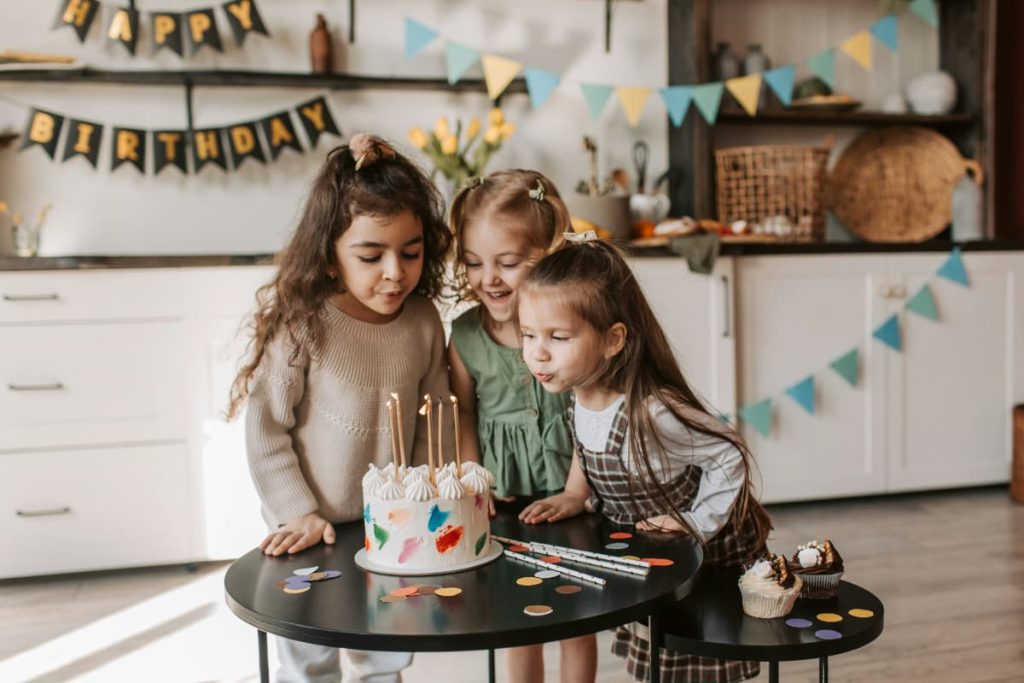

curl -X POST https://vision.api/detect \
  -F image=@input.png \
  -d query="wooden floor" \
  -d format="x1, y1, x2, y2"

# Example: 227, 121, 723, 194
1, 487, 1021, 682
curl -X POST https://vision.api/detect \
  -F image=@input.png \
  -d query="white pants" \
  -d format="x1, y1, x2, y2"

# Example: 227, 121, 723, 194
275, 637, 413, 683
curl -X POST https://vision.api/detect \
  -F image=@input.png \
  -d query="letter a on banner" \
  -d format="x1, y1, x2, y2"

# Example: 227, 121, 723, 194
62, 118, 103, 168
107, 7, 140, 55
20, 109, 65, 159
296, 97, 341, 148
111, 128, 147, 173
222, 0, 270, 47
259, 111, 303, 159
55, 0, 100, 43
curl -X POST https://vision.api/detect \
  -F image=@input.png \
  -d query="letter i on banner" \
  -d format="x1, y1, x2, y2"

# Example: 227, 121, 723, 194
61, 118, 103, 168
186, 9, 224, 55
259, 111, 304, 159
20, 109, 65, 159
112, 128, 146, 173
296, 97, 341, 148
192, 128, 229, 172
228, 121, 266, 168
222, 0, 270, 46
152, 13, 184, 56
153, 130, 188, 174
107, 7, 140, 55
54, 0, 100, 42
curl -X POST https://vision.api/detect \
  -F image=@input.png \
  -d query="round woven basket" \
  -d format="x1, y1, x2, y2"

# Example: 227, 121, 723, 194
829, 127, 983, 243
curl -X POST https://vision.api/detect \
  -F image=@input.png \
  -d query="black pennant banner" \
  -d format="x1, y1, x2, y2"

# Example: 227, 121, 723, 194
20, 109, 65, 160
296, 97, 341, 148
62, 118, 104, 168
186, 9, 224, 55
222, 0, 270, 45
153, 130, 188, 175
151, 12, 184, 56
192, 128, 229, 172
54, 0, 100, 43
107, 6, 140, 55
111, 127, 147, 173
227, 122, 266, 168
259, 111, 303, 160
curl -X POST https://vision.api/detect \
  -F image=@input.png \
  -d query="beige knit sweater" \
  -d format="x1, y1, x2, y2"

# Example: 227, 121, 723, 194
245, 295, 451, 526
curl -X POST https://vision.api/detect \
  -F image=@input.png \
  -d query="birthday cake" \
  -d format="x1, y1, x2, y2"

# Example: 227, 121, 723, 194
361, 461, 494, 573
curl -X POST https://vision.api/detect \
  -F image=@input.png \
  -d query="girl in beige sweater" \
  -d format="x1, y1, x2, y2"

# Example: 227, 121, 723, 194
227, 134, 452, 683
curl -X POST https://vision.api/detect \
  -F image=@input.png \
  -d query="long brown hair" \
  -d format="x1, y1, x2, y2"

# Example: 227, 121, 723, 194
448, 169, 569, 302
226, 136, 451, 419
522, 239, 771, 550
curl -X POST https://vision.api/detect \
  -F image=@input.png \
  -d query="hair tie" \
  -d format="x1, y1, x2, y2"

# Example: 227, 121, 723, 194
463, 176, 485, 191
527, 179, 546, 202
563, 230, 598, 244
349, 133, 397, 171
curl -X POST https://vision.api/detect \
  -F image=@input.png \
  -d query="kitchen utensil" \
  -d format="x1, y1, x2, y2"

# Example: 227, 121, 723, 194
632, 141, 649, 194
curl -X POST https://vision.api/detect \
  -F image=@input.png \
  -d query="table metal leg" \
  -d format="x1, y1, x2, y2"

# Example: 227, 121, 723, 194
648, 614, 662, 683
487, 648, 495, 683
768, 660, 779, 683
819, 656, 829, 682
257, 630, 269, 683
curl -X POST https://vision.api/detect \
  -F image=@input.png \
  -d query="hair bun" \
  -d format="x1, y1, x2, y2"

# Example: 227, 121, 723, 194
349, 133, 397, 171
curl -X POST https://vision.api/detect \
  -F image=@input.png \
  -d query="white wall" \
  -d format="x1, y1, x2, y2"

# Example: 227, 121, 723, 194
0, 0, 670, 255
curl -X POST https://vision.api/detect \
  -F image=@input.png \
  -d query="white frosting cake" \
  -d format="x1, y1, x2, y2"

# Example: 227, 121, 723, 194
361, 461, 494, 573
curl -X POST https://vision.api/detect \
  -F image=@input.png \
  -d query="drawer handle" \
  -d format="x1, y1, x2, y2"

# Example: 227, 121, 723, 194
16, 507, 72, 518
7, 382, 65, 392
2, 293, 60, 301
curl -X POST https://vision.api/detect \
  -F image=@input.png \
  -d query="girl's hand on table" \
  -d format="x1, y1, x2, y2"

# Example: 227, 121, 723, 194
260, 512, 336, 556
636, 514, 688, 533
519, 493, 586, 524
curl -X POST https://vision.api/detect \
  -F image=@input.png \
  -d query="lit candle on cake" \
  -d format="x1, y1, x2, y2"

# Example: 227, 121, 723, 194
386, 398, 400, 471
436, 396, 444, 468
390, 392, 407, 470
419, 394, 435, 485
450, 395, 462, 475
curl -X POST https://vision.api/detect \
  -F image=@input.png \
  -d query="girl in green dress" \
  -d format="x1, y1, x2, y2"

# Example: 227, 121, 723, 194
447, 169, 595, 683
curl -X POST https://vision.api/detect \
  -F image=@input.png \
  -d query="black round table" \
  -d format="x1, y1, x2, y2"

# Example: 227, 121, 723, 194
225, 506, 702, 683
654, 569, 884, 682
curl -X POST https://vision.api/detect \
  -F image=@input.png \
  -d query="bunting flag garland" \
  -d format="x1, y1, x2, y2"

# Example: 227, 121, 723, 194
806, 48, 837, 88
725, 74, 762, 117
296, 97, 341, 148
259, 111, 303, 160
763, 65, 796, 107
524, 68, 560, 109
20, 109, 65, 160
829, 349, 859, 388
153, 130, 188, 175
445, 42, 481, 85
227, 121, 266, 168
785, 376, 816, 415
870, 16, 899, 52
739, 399, 772, 438
62, 118, 103, 168
873, 314, 902, 351
404, 17, 438, 59
111, 127, 146, 173
937, 247, 969, 286
581, 83, 614, 120
840, 30, 874, 71
54, 1, 269, 56
660, 86, 693, 127
615, 87, 651, 127
692, 83, 725, 125
192, 128, 228, 172
905, 284, 939, 321
909, 0, 939, 27
481, 54, 522, 100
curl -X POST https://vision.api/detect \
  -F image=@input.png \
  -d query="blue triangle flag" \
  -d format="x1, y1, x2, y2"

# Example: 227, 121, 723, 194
524, 67, 560, 109
785, 376, 816, 415
873, 314, 902, 351
404, 18, 438, 59
806, 49, 836, 89
738, 398, 772, 438
937, 247, 969, 287
829, 348, 859, 387
660, 86, 693, 127
906, 283, 939, 320
909, 0, 939, 28
693, 82, 724, 124
763, 65, 796, 107
870, 16, 899, 52
445, 41, 480, 85
581, 83, 614, 120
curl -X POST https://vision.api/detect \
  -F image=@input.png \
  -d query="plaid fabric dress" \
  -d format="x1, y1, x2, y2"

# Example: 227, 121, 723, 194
568, 398, 766, 683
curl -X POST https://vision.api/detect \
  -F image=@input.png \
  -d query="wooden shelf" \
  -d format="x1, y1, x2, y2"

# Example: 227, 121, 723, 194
0, 133, 17, 149
716, 109, 977, 127
0, 68, 527, 96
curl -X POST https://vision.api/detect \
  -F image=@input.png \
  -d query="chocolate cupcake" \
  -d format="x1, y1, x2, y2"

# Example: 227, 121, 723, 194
789, 539, 844, 599
737, 554, 802, 618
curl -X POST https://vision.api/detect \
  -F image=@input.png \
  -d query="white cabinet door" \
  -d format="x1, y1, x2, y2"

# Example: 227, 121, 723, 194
736, 255, 888, 503
885, 252, 1018, 491
630, 257, 737, 417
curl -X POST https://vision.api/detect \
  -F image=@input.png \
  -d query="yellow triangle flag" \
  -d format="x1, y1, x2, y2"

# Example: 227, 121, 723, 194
725, 74, 762, 117
481, 54, 522, 100
615, 87, 651, 127
841, 30, 873, 71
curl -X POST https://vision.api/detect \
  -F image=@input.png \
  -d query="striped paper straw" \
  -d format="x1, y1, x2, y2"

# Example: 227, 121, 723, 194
503, 549, 606, 586
494, 535, 652, 570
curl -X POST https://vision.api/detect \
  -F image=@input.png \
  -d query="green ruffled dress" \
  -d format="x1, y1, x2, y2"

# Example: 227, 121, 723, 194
450, 306, 572, 498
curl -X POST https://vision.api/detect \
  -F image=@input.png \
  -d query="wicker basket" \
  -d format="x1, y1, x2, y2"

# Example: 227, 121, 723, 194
715, 140, 832, 241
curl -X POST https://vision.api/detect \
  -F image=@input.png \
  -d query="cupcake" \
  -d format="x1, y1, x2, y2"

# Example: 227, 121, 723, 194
789, 539, 844, 599
738, 554, 802, 618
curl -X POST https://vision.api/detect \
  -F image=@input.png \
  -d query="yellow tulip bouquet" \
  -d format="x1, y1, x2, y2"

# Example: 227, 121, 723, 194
408, 107, 515, 191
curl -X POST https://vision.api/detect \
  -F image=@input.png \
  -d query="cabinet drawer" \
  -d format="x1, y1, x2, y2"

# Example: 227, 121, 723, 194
0, 322, 186, 450
0, 270, 183, 324
0, 444, 194, 578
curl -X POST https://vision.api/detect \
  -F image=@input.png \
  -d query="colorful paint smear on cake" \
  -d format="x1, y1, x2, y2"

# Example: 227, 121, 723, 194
474, 531, 489, 556
388, 508, 412, 527
364, 534, 370, 552
399, 537, 424, 564
363, 504, 371, 524
435, 524, 464, 554
427, 504, 451, 533
373, 521, 390, 549
474, 494, 484, 510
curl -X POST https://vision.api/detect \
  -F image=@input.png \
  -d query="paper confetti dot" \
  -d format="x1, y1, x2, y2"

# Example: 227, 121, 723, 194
283, 578, 311, 590
434, 587, 463, 597
380, 595, 406, 603
848, 609, 875, 619
815, 629, 842, 640
641, 558, 675, 567
609, 532, 634, 540
414, 585, 442, 596
817, 613, 843, 623
622, 555, 641, 561
524, 604, 553, 616
534, 570, 559, 579
390, 586, 420, 597
785, 618, 813, 628
539, 555, 562, 564
517, 577, 543, 587
284, 584, 310, 594
293, 566, 318, 576
555, 585, 583, 595
605, 542, 629, 550
508, 545, 530, 552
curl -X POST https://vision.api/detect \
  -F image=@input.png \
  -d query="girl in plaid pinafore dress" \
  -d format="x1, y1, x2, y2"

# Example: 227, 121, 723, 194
518, 237, 773, 683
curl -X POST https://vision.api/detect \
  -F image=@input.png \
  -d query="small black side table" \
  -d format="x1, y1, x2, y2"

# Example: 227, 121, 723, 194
225, 507, 702, 683
653, 570, 883, 682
